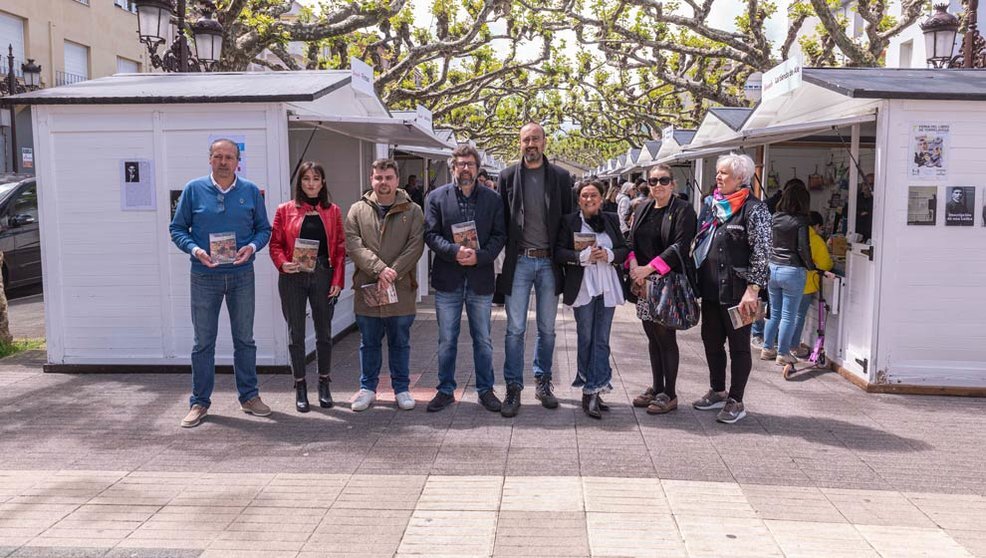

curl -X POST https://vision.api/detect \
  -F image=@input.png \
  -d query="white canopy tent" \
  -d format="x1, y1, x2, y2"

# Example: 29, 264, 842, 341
6, 69, 446, 372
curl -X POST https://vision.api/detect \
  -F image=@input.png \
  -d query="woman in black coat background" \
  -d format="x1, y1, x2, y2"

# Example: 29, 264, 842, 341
555, 181, 629, 419
627, 164, 697, 416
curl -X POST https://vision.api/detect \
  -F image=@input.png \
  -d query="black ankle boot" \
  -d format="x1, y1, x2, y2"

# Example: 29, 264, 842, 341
597, 395, 611, 412
295, 380, 310, 413
318, 376, 333, 408
582, 393, 601, 419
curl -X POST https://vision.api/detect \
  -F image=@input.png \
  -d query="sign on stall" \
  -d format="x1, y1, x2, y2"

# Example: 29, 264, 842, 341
20, 147, 32, 169
662, 126, 674, 141
762, 56, 803, 102
120, 159, 155, 211
415, 105, 433, 129
350, 57, 375, 96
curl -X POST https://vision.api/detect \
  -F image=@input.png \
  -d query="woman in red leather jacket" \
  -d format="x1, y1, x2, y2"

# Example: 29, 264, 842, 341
270, 161, 346, 412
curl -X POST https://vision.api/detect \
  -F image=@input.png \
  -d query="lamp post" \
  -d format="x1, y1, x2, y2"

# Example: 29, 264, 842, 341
134, 0, 224, 72
921, 2, 986, 68
3, 45, 43, 173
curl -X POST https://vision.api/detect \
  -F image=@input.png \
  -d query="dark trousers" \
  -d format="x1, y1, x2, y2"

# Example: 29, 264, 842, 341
277, 258, 335, 381
641, 320, 679, 400
700, 299, 753, 402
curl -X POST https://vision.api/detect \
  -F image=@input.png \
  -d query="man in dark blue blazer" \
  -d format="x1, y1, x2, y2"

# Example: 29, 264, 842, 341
424, 145, 507, 412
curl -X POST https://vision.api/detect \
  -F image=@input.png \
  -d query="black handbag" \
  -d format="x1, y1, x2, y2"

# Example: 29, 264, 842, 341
641, 244, 700, 330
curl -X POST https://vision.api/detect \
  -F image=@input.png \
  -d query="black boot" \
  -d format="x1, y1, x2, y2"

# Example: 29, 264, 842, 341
295, 380, 310, 413
318, 376, 333, 408
501, 384, 522, 418
597, 395, 611, 412
535, 376, 559, 409
583, 393, 602, 419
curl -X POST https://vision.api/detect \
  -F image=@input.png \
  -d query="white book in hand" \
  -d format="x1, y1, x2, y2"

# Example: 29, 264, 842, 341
293, 238, 320, 272
209, 232, 237, 265
360, 282, 399, 307
573, 232, 597, 251
451, 220, 480, 250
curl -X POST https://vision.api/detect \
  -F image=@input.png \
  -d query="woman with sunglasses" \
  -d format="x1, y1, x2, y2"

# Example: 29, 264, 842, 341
627, 165, 697, 415
269, 161, 346, 412
555, 180, 629, 419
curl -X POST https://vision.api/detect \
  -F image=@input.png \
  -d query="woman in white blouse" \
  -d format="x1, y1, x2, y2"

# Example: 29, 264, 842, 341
554, 181, 630, 419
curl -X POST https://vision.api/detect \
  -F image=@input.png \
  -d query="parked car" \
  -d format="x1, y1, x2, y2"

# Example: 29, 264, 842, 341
0, 174, 41, 290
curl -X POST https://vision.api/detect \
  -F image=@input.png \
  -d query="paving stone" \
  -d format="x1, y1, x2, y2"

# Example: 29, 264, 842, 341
586, 512, 685, 557
501, 477, 583, 512
675, 515, 784, 557
765, 520, 877, 557
855, 524, 973, 557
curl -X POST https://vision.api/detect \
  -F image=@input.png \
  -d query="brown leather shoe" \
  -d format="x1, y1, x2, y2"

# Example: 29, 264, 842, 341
646, 394, 678, 415
632, 387, 657, 408
180, 404, 208, 428
240, 396, 272, 417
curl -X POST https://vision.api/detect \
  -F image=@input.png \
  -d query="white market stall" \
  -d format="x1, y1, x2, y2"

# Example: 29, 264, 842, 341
683, 66, 986, 394
7, 69, 450, 373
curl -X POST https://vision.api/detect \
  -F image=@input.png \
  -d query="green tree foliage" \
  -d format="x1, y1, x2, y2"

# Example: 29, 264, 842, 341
206, 0, 929, 161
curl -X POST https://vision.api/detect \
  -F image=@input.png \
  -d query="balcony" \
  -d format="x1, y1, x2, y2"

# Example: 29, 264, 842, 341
55, 71, 87, 86
3, 58, 25, 79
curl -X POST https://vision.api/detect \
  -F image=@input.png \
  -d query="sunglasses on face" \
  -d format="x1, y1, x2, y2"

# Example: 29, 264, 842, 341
648, 176, 673, 187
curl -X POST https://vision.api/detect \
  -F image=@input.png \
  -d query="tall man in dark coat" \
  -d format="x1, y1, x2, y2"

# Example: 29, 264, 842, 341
423, 145, 507, 413
496, 123, 574, 417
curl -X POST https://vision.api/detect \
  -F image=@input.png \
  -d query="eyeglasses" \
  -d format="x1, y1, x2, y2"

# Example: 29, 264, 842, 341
454, 161, 477, 169
648, 176, 673, 187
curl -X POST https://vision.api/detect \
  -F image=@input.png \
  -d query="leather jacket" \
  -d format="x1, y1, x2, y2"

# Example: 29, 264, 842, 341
770, 213, 815, 270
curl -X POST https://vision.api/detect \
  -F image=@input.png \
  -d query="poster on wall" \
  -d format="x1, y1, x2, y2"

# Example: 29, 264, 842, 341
907, 186, 937, 226
944, 186, 975, 226
909, 124, 949, 180
207, 134, 247, 178
120, 159, 156, 211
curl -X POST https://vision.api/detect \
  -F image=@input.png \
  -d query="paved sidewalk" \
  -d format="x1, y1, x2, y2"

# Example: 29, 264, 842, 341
0, 298, 983, 556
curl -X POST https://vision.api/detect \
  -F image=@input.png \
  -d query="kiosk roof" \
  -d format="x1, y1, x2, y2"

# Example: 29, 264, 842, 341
1, 71, 352, 105
803, 68, 986, 101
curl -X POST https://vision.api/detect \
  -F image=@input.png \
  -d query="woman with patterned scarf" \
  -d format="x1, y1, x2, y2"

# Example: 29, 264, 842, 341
690, 153, 771, 424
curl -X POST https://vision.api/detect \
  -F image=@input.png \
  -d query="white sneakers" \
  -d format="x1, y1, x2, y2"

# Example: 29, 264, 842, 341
395, 391, 416, 411
351, 389, 415, 411
351, 389, 376, 412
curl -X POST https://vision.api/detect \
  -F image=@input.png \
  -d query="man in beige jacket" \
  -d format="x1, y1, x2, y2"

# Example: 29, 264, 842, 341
345, 159, 425, 411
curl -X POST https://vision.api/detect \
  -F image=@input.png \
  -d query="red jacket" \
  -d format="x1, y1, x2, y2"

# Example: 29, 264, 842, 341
270, 201, 346, 288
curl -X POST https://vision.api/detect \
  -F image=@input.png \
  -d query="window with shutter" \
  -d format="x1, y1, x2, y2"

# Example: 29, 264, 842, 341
61, 41, 90, 85
0, 13, 25, 76
117, 57, 139, 74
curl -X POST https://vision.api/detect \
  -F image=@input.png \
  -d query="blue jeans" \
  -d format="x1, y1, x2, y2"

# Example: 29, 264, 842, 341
791, 293, 816, 349
764, 264, 807, 355
189, 269, 259, 408
751, 319, 765, 339
435, 282, 494, 395
572, 295, 615, 394
355, 314, 415, 394
503, 256, 558, 388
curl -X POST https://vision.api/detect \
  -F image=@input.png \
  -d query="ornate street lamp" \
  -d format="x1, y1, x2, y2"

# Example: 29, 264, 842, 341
920, 4, 960, 68
21, 59, 42, 88
921, 2, 986, 68
134, 0, 224, 72
2, 45, 44, 173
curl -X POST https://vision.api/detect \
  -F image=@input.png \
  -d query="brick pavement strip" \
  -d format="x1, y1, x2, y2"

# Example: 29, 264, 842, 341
0, 301, 985, 556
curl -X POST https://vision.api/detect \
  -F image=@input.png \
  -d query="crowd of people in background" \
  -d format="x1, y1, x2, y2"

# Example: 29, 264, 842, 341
169, 127, 834, 429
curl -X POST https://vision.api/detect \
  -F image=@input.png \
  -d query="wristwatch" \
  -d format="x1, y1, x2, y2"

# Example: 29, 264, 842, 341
748, 284, 761, 292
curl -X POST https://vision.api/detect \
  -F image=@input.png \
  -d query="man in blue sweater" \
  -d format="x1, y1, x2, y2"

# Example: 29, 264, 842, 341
170, 138, 273, 428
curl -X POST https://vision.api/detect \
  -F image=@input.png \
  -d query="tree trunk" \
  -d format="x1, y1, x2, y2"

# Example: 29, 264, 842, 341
0, 252, 12, 345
